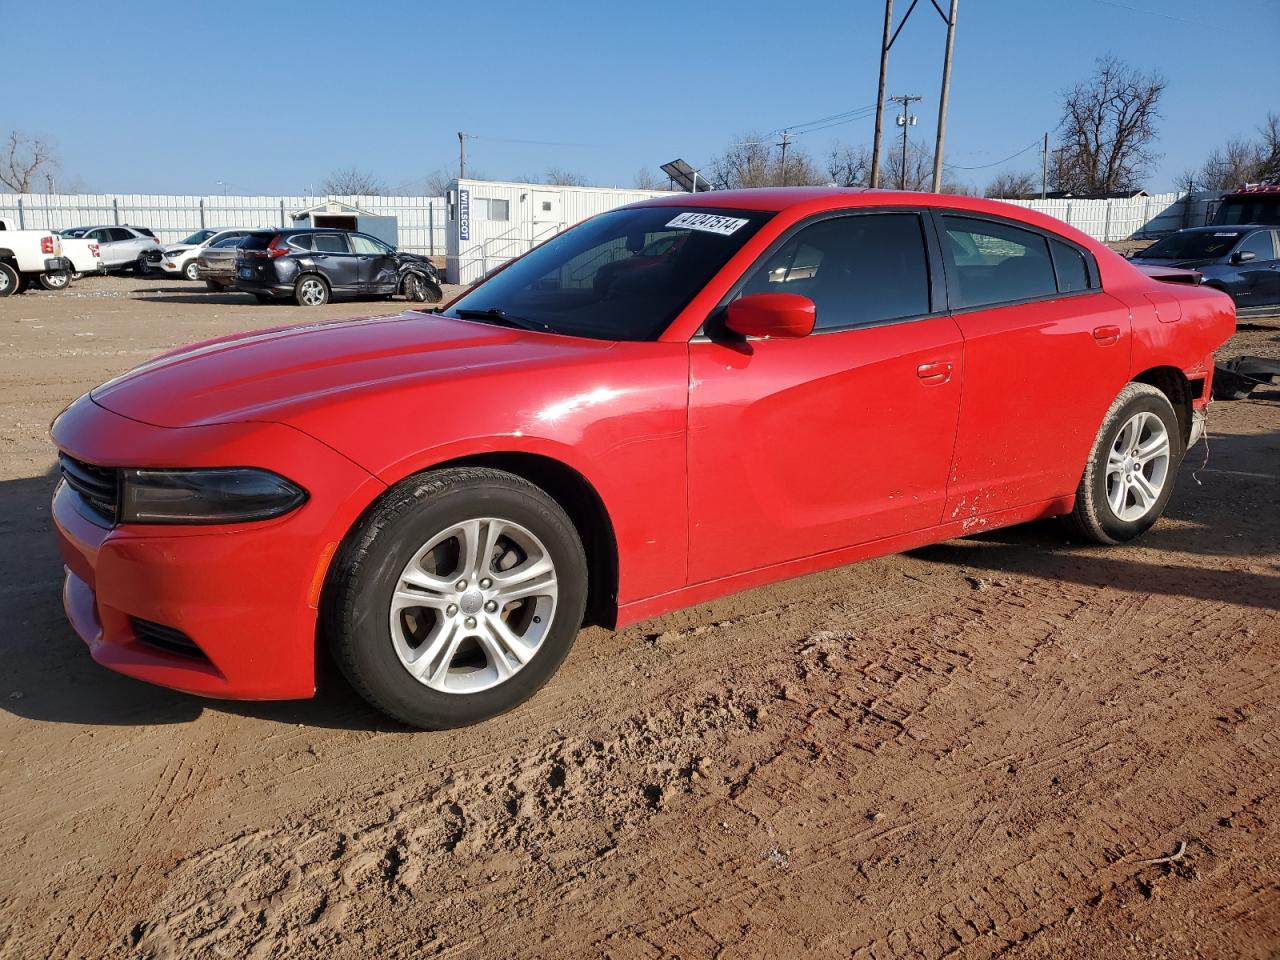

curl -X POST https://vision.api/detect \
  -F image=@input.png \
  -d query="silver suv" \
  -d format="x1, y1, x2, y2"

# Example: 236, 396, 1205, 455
61, 225, 160, 273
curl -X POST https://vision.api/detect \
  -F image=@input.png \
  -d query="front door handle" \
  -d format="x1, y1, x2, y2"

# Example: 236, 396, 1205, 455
916, 361, 953, 385
1092, 324, 1121, 346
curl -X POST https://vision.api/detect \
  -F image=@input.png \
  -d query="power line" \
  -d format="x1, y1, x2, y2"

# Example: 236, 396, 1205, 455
465, 133, 614, 149
1084, 0, 1198, 25
943, 139, 1041, 171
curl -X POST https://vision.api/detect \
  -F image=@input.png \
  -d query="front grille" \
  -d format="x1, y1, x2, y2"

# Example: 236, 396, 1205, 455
129, 617, 210, 662
59, 454, 119, 525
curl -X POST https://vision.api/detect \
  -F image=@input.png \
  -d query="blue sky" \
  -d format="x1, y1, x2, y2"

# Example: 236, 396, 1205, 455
4, 0, 1277, 195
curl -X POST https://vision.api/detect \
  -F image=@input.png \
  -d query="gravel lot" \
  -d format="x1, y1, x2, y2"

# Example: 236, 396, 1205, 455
1, 274, 1278, 959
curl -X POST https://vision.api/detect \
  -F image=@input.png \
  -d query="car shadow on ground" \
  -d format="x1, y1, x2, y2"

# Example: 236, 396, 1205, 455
2, 423, 1275, 731
0, 467, 404, 731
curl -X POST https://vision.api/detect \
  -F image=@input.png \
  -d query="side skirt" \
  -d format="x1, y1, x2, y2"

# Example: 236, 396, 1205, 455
613, 495, 1076, 629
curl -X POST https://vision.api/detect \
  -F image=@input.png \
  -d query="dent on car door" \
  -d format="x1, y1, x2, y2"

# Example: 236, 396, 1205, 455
351, 234, 400, 293
686, 210, 964, 584
938, 214, 1129, 520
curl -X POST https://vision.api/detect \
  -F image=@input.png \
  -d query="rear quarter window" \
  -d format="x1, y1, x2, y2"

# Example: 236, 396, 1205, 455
1050, 239, 1093, 293
942, 216, 1059, 308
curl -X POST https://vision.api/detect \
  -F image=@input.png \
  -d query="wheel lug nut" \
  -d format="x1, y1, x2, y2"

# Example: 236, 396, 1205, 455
465, 616, 477, 629
479, 577, 492, 589
446, 604, 458, 617
485, 600, 498, 613
456, 579, 467, 591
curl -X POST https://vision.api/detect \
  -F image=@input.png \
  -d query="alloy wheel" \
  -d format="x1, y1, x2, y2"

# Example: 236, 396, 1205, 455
299, 278, 326, 306
389, 518, 558, 694
1105, 410, 1171, 522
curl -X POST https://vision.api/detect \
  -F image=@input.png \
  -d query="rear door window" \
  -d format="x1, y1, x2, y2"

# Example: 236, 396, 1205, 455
313, 233, 351, 253
739, 212, 933, 331
287, 234, 315, 251
942, 216, 1058, 308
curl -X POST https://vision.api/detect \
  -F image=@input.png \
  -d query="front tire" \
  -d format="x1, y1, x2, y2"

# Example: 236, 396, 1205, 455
1067, 382, 1182, 544
184, 260, 200, 281
324, 467, 588, 729
402, 272, 442, 303
295, 274, 329, 306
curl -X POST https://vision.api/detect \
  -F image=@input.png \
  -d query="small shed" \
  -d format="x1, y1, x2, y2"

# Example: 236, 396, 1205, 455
289, 200, 398, 246
444, 178, 674, 284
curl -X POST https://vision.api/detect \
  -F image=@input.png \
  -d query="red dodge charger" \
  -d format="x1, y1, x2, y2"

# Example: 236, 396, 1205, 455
51, 189, 1235, 728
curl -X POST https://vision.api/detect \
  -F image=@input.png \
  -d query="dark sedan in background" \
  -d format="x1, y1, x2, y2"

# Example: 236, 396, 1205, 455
232, 228, 442, 306
1130, 225, 1280, 315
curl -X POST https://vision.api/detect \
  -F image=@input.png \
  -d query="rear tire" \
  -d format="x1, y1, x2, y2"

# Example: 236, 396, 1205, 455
0, 262, 17, 297
295, 274, 329, 307
38, 271, 70, 290
137, 257, 153, 276
1066, 382, 1183, 544
323, 467, 588, 729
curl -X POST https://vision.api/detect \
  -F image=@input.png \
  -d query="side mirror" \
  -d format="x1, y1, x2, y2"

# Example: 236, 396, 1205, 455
723, 292, 816, 339
1231, 249, 1256, 264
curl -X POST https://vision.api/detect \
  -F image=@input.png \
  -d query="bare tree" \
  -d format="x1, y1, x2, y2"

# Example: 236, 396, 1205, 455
826, 144, 871, 187
322, 167, 386, 196
984, 170, 1039, 199
543, 167, 588, 186
634, 167, 663, 190
1, 131, 57, 193
1052, 56, 1165, 194
708, 133, 825, 189
421, 168, 456, 196
1183, 113, 1280, 191
884, 139, 935, 192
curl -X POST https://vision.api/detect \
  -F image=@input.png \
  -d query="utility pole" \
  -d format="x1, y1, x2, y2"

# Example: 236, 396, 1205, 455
930, 0, 959, 192
891, 95, 921, 190
457, 132, 467, 179
870, 0, 893, 188
1041, 131, 1049, 200
777, 129, 792, 186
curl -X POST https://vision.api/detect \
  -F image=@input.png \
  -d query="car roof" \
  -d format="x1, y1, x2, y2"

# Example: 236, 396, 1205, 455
628, 187, 1110, 248
1169, 224, 1270, 234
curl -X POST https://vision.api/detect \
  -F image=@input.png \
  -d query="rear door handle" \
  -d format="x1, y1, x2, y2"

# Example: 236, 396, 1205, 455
916, 361, 953, 385
1092, 324, 1121, 346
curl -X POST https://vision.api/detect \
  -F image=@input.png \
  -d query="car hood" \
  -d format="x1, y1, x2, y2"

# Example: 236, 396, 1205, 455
90, 313, 615, 429
162, 244, 194, 255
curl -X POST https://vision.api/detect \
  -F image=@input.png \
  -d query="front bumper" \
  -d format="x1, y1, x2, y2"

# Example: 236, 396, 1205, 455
51, 396, 385, 700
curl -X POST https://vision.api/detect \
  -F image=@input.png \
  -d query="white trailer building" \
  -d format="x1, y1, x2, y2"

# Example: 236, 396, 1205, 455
444, 178, 673, 285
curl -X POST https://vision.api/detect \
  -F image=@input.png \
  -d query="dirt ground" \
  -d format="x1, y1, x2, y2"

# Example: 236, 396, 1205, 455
0, 274, 1277, 960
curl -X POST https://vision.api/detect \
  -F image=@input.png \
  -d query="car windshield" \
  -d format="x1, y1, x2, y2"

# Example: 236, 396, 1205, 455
180, 229, 216, 245
443, 206, 772, 341
1139, 231, 1241, 260
1213, 196, 1280, 226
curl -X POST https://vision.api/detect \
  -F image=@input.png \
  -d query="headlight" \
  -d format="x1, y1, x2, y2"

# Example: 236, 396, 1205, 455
120, 468, 307, 524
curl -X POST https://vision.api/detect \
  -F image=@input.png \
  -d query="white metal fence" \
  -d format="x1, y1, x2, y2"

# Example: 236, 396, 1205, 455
0, 193, 448, 256
992, 191, 1218, 242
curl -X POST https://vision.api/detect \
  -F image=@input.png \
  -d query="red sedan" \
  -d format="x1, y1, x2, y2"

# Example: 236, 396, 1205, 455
51, 189, 1235, 728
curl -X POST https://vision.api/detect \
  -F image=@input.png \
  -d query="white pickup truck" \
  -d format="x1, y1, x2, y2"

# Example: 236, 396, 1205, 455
0, 217, 74, 296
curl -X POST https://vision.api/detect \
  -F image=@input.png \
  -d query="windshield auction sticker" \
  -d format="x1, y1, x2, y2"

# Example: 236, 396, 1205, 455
666, 212, 750, 236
